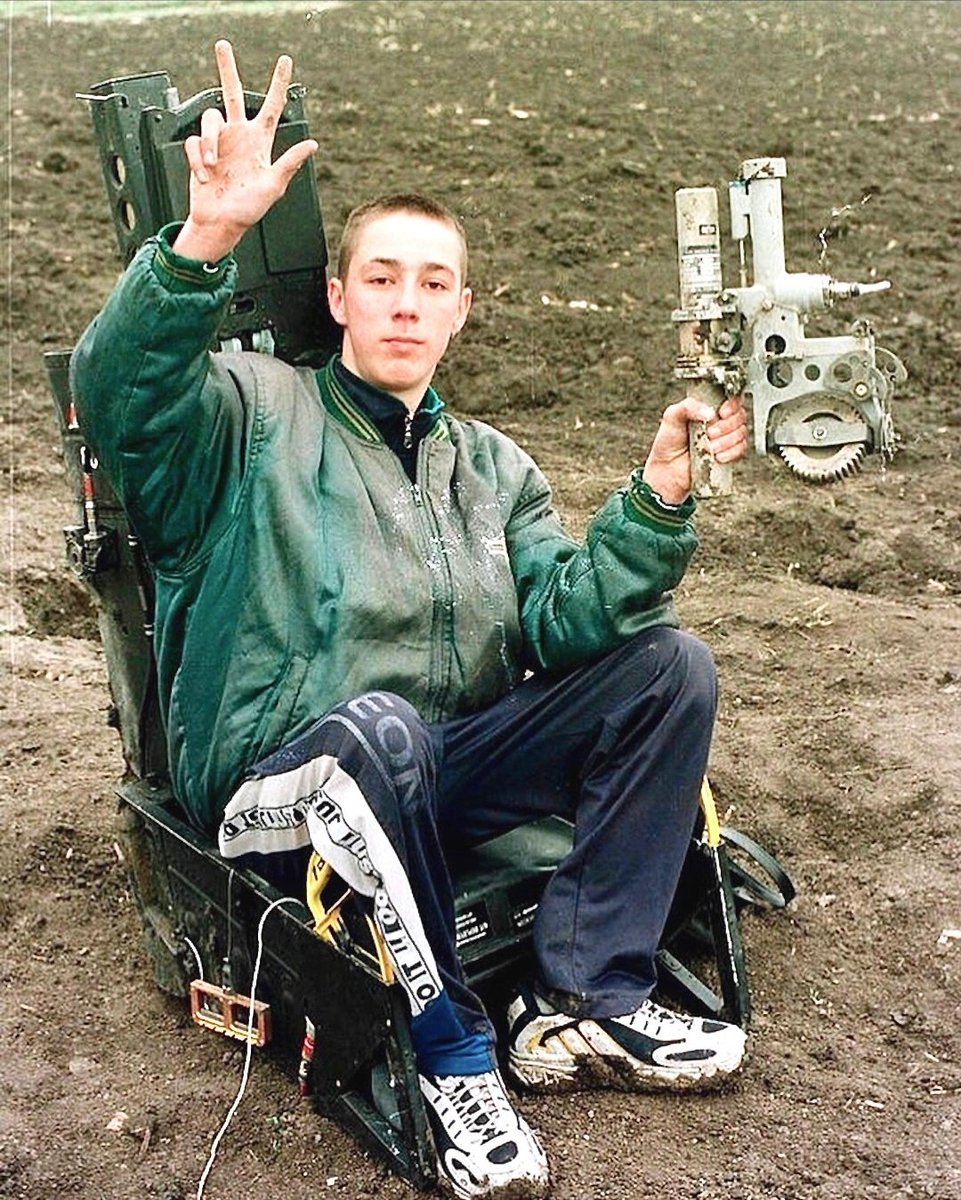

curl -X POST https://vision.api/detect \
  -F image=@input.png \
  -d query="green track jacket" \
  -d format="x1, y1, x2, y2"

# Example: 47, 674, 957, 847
70, 233, 699, 831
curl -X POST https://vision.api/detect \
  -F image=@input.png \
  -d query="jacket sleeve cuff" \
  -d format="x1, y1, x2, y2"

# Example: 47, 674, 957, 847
624, 471, 697, 531
152, 222, 234, 292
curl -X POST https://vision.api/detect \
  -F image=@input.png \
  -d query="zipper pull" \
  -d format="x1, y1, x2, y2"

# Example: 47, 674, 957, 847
403, 412, 414, 449
412, 483, 424, 507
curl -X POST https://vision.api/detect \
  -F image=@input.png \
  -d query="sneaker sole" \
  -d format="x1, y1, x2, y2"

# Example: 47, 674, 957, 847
434, 1156, 551, 1200
508, 1045, 744, 1094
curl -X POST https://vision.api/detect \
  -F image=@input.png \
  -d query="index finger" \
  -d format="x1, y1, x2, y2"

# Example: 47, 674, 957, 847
672, 395, 716, 425
257, 53, 293, 131
715, 396, 746, 425
215, 39, 246, 122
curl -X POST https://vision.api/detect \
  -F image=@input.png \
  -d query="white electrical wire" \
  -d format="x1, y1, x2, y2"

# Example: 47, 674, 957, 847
196, 896, 299, 1200
183, 936, 205, 981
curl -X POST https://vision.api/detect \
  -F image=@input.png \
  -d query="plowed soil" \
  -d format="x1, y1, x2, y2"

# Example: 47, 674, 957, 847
2, 3, 959, 1198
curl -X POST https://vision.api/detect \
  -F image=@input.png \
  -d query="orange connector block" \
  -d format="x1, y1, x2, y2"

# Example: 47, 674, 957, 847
189, 979, 272, 1047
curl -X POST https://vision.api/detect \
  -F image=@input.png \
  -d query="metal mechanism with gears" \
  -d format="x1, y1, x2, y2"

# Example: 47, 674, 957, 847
774, 395, 867, 481
673, 157, 906, 488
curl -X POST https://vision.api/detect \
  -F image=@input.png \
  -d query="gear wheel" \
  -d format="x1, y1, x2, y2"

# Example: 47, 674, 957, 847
774, 396, 868, 482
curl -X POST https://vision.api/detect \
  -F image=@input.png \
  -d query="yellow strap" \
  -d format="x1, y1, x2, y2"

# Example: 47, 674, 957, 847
305, 852, 349, 944
699, 777, 722, 849
365, 915, 396, 985
304, 852, 395, 984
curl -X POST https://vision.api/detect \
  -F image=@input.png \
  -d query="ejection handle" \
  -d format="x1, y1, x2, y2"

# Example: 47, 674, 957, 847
674, 187, 733, 498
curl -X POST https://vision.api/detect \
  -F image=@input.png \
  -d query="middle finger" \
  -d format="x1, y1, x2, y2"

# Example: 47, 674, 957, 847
257, 54, 293, 131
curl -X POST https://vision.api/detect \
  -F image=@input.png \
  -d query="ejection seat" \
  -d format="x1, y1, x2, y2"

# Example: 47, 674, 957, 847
47, 71, 794, 1190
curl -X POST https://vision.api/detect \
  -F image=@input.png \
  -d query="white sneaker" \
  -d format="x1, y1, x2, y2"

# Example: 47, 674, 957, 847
507, 984, 746, 1093
419, 1068, 550, 1199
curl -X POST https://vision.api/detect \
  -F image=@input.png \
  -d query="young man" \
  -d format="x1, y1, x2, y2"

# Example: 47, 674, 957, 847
71, 42, 749, 1200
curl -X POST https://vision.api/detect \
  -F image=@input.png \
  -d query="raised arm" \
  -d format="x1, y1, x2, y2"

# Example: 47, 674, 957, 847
71, 43, 317, 569
173, 40, 318, 263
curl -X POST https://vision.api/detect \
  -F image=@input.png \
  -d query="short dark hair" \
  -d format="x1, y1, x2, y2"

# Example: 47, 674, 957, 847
336, 193, 469, 284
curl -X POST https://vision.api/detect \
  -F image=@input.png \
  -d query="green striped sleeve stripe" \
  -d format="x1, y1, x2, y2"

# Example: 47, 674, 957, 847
625, 475, 696, 530
153, 223, 231, 292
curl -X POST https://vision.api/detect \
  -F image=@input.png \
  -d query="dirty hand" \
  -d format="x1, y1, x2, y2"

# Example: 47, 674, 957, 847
173, 40, 318, 262
642, 394, 748, 504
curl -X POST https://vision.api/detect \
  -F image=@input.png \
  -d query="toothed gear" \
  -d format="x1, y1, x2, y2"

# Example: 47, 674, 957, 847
775, 396, 868, 482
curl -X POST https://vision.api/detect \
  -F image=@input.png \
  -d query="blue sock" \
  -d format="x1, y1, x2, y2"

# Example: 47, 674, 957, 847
410, 991, 496, 1076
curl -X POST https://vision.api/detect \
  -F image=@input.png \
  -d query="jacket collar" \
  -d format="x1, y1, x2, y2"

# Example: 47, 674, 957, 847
317, 356, 448, 445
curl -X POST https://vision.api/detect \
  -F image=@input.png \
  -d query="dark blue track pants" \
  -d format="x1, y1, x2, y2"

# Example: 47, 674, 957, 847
220, 627, 717, 1073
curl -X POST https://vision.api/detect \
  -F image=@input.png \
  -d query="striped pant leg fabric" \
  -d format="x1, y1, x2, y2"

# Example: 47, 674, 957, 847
218, 691, 492, 1051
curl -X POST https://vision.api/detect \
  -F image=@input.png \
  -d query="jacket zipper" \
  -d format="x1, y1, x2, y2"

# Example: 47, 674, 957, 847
407, 445, 454, 719
403, 412, 414, 449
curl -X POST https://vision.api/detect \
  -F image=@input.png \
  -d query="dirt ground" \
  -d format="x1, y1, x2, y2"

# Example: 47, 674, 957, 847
3, 1, 960, 1197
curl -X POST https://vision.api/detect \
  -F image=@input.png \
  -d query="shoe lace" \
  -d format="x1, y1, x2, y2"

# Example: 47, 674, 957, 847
624, 999, 697, 1038
440, 1072, 515, 1145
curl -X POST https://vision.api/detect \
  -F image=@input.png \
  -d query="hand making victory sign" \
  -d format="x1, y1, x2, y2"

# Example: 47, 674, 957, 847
173, 40, 318, 264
